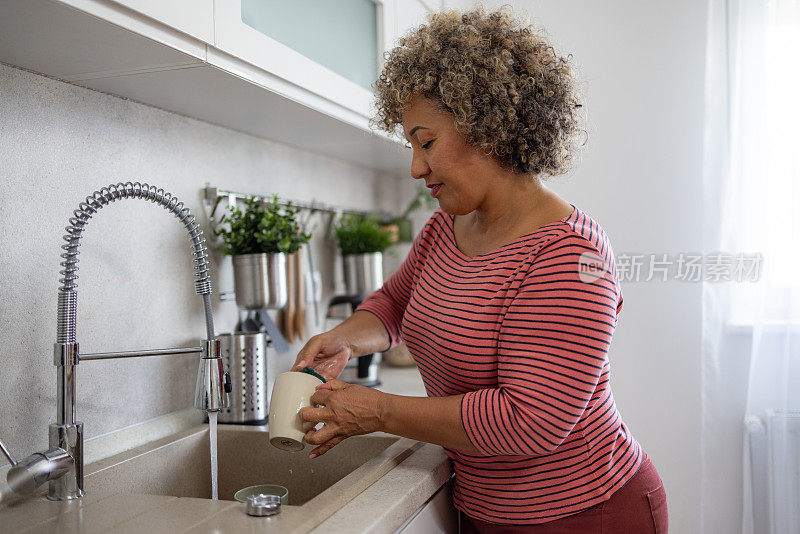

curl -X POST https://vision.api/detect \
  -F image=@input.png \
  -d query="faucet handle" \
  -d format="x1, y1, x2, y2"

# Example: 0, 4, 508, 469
224, 372, 232, 394
0, 437, 17, 466
224, 372, 232, 409
5, 447, 74, 496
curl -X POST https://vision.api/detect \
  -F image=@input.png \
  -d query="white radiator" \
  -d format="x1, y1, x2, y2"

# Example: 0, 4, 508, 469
747, 410, 800, 534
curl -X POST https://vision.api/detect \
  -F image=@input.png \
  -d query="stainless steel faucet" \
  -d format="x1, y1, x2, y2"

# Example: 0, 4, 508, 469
2, 183, 229, 501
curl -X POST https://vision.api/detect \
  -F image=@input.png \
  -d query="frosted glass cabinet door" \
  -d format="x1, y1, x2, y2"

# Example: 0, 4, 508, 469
213, 0, 382, 118
107, 0, 215, 44
241, 0, 378, 90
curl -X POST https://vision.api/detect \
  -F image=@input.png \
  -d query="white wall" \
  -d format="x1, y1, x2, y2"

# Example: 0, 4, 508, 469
443, 1, 708, 532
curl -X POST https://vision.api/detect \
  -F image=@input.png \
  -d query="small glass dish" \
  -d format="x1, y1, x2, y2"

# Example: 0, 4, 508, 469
234, 484, 289, 505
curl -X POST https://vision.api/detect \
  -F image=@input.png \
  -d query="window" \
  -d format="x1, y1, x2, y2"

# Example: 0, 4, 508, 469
726, 1, 800, 326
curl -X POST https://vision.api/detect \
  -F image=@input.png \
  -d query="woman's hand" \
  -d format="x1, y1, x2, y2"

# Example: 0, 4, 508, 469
291, 331, 354, 381
298, 379, 386, 458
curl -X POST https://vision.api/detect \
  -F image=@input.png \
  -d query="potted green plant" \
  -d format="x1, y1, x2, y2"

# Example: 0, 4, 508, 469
334, 213, 393, 296
217, 195, 310, 309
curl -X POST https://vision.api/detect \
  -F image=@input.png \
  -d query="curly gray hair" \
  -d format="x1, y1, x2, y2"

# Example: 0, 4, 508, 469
372, 6, 584, 176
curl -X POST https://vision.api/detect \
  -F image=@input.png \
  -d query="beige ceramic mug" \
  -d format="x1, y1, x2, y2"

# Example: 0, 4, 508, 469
268, 368, 325, 451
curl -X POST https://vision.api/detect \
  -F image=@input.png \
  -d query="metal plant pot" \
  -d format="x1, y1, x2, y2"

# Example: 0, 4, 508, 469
233, 253, 288, 310
342, 252, 383, 297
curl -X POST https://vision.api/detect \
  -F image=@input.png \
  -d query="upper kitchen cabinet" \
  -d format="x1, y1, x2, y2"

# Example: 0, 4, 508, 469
213, 0, 379, 119
0, 0, 426, 175
0, 0, 207, 80
107, 0, 215, 46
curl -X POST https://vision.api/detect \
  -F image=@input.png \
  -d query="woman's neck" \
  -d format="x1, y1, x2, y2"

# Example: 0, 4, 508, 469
470, 176, 551, 237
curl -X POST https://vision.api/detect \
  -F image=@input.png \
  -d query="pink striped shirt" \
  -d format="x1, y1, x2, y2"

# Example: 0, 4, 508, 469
359, 206, 642, 525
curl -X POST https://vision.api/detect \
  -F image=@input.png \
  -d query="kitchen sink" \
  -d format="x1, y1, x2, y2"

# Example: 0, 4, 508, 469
85, 425, 418, 506
1, 425, 443, 533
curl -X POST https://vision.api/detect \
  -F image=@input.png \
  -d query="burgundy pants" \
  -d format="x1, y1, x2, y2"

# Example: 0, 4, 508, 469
459, 454, 668, 534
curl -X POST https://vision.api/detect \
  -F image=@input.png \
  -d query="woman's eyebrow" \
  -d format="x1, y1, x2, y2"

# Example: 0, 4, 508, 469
406, 126, 429, 141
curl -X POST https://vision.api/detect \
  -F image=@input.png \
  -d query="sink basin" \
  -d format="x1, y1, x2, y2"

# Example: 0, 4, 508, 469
81, 424, 420, 530
0, 424, 448, 533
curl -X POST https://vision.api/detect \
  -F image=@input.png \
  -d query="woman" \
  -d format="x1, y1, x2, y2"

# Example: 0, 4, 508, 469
292, 7, 667, 532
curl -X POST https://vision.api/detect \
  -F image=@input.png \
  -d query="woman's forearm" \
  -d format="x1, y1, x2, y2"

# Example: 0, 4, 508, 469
328, 308, 478, 452
333, 310, 391, 358
379, 392, 480, 454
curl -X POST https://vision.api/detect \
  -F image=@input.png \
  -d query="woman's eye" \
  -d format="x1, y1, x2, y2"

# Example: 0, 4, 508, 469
422, 140, 434, 149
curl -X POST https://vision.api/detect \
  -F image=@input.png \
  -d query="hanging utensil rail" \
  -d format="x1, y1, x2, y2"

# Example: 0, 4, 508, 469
203, 185, 391, 229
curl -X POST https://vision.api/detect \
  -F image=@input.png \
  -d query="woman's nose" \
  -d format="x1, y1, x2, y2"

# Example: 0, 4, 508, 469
410, 151, 430, 180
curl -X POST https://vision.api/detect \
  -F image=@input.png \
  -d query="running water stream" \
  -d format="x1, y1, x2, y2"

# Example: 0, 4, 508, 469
209, 411, 218, 500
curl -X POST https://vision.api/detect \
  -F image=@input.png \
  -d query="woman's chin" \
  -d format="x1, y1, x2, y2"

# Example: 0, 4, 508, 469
438, 199, 472, 216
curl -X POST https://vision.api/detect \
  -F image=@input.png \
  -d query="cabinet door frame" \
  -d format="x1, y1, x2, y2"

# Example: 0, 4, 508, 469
214, 0, 389, 118
106, 0, 215, 45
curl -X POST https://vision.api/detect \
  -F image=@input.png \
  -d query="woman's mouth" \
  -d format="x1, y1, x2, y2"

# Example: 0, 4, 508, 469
429, 184, 443, 198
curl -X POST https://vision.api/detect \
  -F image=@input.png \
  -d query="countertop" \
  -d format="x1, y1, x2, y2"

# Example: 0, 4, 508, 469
0, 363, 454, 533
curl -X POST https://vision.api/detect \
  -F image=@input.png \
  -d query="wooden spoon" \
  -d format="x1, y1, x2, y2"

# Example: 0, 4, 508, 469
294, 247, 308, 341
283, 252, 296, 343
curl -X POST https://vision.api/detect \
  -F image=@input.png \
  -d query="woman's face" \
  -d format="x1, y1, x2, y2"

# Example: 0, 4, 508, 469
402, 95, 498, 216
